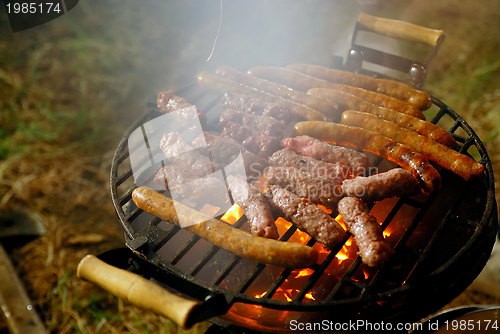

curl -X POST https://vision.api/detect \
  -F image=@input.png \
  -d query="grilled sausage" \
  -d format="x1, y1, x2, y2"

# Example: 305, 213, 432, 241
337, 197, 394, 267
157, 91, 207, 131
197, 71, 328, 121
285, 63, 432, 110
247, 66, 425, 119
268, 148, 350, 185
132, 186, 318, 268
341, 168, 421, 203
226, 175, 279, 239
266, 166, 342, 209
341, 110, 484, 180
215, 66, 339, 120
309, 88, 455, 148
293, 121, 442, 195
263, 185, 347, 250
282, 135, 370, 176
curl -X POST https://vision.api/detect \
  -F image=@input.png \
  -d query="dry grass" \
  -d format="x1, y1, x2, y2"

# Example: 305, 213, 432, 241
0, 1, 499, 333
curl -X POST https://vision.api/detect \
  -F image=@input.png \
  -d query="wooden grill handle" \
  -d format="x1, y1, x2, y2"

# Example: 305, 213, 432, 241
357, 13, 444, 46
77, 254, 200, 329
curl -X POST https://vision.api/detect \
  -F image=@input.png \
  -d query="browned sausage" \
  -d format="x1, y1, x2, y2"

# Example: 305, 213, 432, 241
132, 186, 318, 268
293, 121, 442, 195
340, 110, 485, 181
341, 168, 421, 203
308, 88, 456, 148
215, 66, 339, 120
285, 63, 432, 110
337, 197, 394, 267
247, 66, 425, 119
263, 185, 347, 250
196, 72, 328, 122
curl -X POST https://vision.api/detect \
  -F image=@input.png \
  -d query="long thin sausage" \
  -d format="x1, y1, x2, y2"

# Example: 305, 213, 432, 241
247, 66, 425, 119
337, 197, 394, 267
293, 121, 442, 195
285, 63, 432, 110
308, 88, 456, 148
197, 72, 328, 121
215, 66, 339, 120
340, 110, 484, 181
132, 186, 318, 268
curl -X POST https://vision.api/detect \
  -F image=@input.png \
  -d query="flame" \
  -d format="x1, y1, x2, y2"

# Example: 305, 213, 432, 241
255, 291, 267, 299
335, 214, 347, 231
293, 268, 314, 279
383, 230, 391, 238
220, 203, 244, 224
305, 292, 316, 301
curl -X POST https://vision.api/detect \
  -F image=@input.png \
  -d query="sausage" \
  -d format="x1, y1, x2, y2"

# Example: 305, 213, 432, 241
226, 175, 279, 239
285, 63, 432, 111
196, 71, 328, 121
263, 185, 347, 250
341, 168, 421, 203
337, 197, 394, 267
282, 135, 371, 176
341, 110, 485, 181
308, 88, 455, 148
266, 166, 342, 209
247, 66, 425, 120
132, 186, 318, 268
215, 66, 340, 120
293, 121, 442, 195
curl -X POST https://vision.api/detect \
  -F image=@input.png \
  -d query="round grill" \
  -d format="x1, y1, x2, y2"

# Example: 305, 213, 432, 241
109, 82, 497, 333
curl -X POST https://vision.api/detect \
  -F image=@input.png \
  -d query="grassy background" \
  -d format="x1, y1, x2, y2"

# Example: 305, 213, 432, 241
1, 0, 499, 333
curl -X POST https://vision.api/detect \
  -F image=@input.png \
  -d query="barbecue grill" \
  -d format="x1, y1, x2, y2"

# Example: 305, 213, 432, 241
77, 13, 498, 334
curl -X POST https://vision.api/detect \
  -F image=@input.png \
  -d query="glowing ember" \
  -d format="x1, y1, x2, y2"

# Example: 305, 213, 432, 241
305, 292, 316, 301
220, 203, 244, 224
255, 291, 267, 299
293, 268, 314, 279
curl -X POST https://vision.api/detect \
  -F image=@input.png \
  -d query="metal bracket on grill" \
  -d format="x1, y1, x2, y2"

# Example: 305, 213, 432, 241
346, 13, 445, 87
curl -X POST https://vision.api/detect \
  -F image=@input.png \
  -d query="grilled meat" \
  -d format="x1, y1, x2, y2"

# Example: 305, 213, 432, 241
263, 185, 346, 250
219, 108, 286, 138
154, 166, 227, 204
266, 166, 341, 209
221, 92, 294, 123
268, 148, 350, 185
226, 175, 279, 239
337, 197, 394, 267
192, 132, 266, 175
282, 135, 370, 176
160, 132, 218, 177
157, 91, 207, 131
221, 122, 282, 159
341, 168, 421, 203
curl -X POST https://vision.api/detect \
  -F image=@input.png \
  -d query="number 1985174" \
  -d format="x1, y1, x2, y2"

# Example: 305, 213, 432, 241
443, 319, 498, 331
6, 2, 61, 14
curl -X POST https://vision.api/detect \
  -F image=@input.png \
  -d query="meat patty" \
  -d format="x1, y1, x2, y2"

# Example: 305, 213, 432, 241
263, 185, 347, 250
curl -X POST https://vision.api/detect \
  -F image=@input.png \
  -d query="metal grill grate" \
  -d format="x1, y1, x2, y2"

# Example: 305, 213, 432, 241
109, 82, 497, 329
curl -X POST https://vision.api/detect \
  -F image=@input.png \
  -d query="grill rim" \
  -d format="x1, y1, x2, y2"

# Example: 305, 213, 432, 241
108, 86, 498, 326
